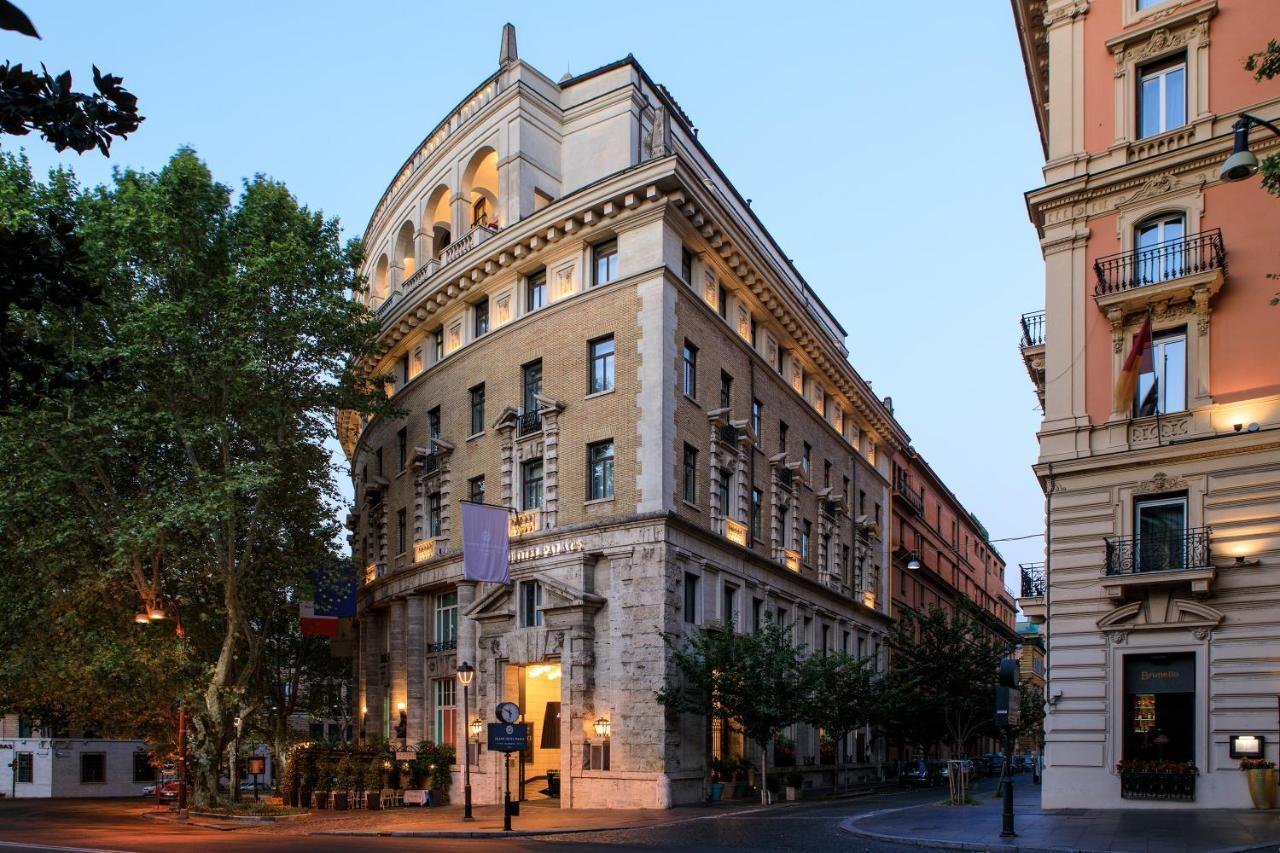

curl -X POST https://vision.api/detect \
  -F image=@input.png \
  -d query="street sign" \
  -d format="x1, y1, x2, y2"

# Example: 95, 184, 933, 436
246, 756, 266, 775
996, 685, 1022, 728
488, 723, 528, 753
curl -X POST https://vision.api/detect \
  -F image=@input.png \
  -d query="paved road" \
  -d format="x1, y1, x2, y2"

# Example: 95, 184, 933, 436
0, 785, 964, 852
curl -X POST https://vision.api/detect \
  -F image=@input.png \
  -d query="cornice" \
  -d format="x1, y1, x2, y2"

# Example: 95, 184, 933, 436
1104, 0, 1216, 54
665, 161, 906, 451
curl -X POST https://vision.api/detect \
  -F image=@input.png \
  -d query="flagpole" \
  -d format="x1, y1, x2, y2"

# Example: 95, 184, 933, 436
459, 498, 519, 514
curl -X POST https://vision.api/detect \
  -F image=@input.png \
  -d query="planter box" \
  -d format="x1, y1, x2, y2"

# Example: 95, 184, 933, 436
785, 786, 802, 802
1119, 770, 1196, 801
364, 791, 381, 810
332, 791, 348, 810
1246, 768, 1277, 809
312, 791, 330, 809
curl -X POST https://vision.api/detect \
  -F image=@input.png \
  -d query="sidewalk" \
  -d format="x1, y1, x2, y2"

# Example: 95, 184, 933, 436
842, 780, 1280, 853
160, 796, 772, 838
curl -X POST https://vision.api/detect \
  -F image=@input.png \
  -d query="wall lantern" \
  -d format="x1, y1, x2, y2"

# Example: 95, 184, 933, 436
469, 718, 484, 740
593, 717, 611, 738
1230, 734, 1265, 759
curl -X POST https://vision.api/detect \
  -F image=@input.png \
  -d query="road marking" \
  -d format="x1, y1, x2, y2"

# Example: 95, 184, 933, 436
0, 842, 140, 853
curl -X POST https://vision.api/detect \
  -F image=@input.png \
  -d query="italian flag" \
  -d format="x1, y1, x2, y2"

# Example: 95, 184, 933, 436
1114, 313, 1155, 414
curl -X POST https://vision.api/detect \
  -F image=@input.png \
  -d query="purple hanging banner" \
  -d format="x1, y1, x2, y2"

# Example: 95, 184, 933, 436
461, 501, 511, 584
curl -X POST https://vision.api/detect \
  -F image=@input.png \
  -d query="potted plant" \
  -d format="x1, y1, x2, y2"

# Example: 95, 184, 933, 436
364, 758, 384, 810
784, 769, 804, 801
332, 755, 356, 810
708, 758, 727, 802
311, 756, 332, 810
1241, 758, 1277, 809
419, 742, 455, 806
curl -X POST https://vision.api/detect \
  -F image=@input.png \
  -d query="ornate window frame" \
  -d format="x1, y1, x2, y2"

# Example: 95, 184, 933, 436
1107, 1, 1215, 159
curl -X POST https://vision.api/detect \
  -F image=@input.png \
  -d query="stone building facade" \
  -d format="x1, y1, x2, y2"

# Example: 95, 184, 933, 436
1012, 0, 1280, 809
340, 26, 946, 809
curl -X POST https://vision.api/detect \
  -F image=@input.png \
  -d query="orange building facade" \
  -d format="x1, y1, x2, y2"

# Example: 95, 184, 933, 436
1013, 0, 1280, 809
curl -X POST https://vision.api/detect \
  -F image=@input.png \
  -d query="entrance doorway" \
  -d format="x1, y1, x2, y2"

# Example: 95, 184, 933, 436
517, 662, 562, 800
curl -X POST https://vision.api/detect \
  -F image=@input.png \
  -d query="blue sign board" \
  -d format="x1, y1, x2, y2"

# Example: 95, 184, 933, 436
488, 723, 528, 753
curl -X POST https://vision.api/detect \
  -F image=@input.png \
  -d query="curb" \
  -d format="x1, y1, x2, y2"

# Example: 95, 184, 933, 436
141, 812, 242, 833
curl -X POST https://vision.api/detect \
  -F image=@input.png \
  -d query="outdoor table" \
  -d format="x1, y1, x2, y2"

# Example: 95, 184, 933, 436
402, 789, 432, 806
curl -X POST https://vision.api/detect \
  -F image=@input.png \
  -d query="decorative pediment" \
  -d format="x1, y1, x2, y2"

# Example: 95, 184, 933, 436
532, 392, 564, 415
1113, 172, 1205, 209
1096, 593, 1223, 634
466, 572, 604, 620
493, 405, 521, 431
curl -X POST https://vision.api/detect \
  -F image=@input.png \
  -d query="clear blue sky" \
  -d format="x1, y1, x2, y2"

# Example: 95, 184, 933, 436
9, 1, 1049, 600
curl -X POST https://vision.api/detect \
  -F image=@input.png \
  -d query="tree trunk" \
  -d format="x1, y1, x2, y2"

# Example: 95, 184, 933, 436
759, 739, 769, 805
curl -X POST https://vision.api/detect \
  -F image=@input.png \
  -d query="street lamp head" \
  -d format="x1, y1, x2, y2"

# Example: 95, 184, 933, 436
148, 604, 167, 621
134, 609, 151, 624
456, 660, 476, 687
1221, 117, 1261, 182
906, 550, 922, 571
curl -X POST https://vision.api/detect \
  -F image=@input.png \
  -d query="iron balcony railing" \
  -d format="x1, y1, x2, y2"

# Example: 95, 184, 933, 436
427, 639, 458, 654
893, 472, 923, 515
1094, 229, 1225, 296
421, 452, 439, 475
1020, 310, 1045, 348
518, 410, 543, 436
822, 499, 839, 518
1020, 562, 1046, 598
718, 423, 739, 445
1104, 527, 1212, 576
777, 466, 794, 487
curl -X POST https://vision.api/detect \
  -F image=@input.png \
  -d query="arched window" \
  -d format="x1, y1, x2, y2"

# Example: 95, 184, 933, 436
394, 221, 416, 280
1135, 212, 1185, 285
425, 185, 451, 259
372, 255, 389, 303
461, 148, 499, 231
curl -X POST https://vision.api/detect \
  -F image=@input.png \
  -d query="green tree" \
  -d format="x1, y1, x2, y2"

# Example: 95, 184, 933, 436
801, 651, 877, 777
658, 620, 806, 804
1245, 39, 1280, 197
0, 149, 389, 806
1017, 681, 1046, 757
884, 604, 1010, 759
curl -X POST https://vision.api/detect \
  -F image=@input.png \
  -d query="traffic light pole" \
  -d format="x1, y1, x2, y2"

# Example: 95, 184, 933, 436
1000, 728, 1015, 838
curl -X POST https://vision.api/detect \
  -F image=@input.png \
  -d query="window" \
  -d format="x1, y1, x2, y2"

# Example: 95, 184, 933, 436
1135, 494, 1189, 572
683, 572, 700, 624
520, 580, 543, 627
526, 270, 546, 311
589, 336, 615, 394
398, 353, 409, 385
435, 678, 456, 746
682, 341, 698, 399
717, 284, 728, 320
752, 597, 764, 632
397, 427, 408, 472
593, 239, 618, 286
397, 508, 407, 554
683, 444, 698, 504
821, 624, 831, 656
588, 440, 615, 500
723, 584, 738, 627
435, 591, 458, 644
823, 460, 831, 489
473, 298, 489, 338
376, 447, 383, 478
1135, 213, 1186, 285
1123, 652, 1194, 762
1136, 330, 1187, 416
469, 476, 486, 504
779, 421, 788, 453
469, 384, 485, 436
719, 371, 733, 410
16, 752, 33, 784
717, 468, 732, 519
1138, 57, 1186, 139
751, 399, 762, 446
133, 752, 156, 783
522, 459, 544, 510
428, 406, 441, 441
1137, 0, 1168, 7
802, 442, 812, 475
777, 503, 789, 548
80, 753, 105, 784
523, 360, 542, 415
432, 327, 444, 362
681, 247, 694, 284
472, 196, 488, 227
427, 492, 442, 537
751, 488, 763, 541
802, 520, 812, 563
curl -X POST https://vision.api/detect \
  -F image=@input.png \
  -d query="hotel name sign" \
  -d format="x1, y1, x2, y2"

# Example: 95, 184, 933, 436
724, 518, 748, 547
510, 539, 584, 565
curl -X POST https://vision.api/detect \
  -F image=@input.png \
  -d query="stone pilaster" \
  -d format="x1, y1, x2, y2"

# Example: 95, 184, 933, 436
456, 581, 479, 750
361, 609, 383, 743
388, 598, 407, 744
497, 422, 516, 508
406, 595, 426, 743
542, 407, 560, 529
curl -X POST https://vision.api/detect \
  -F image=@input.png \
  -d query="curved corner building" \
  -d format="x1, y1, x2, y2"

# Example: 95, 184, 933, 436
340, 25, 908, 809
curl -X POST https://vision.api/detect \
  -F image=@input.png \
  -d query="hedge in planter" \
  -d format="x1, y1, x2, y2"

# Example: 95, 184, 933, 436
1116, 759, 1198, 801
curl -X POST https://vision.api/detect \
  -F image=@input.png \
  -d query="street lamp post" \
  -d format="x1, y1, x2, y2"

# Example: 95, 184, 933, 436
457, 661, 476, 820
232, 716, 243, 803
136, 597, 188, 812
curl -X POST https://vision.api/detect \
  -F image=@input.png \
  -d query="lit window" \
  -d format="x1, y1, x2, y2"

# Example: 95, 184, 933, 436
1138, 57, 1186, 139
434, 679, 456, 746
589, 336, 615, 394
589, 440, 615, 500
593, 240, 618, 286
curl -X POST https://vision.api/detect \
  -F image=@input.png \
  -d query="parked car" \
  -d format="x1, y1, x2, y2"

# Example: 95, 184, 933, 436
901, 759, 945, 787
155, 780, 180, 802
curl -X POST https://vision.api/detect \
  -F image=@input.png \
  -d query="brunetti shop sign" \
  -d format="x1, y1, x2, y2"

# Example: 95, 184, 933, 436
1125, 654, 1194, 694
509, 539, 584, 565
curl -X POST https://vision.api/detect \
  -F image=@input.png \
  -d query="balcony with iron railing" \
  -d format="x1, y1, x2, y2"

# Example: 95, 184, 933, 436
718, 423, 739, 445
1094, 229, 1226, 312
1019, 310, 1046, 410
518, 410, 543, 437
1102, 526, 1216, 601
1018, 561, 1047, 623
1020, 310, 1045, 349
892, 471, 923, 516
